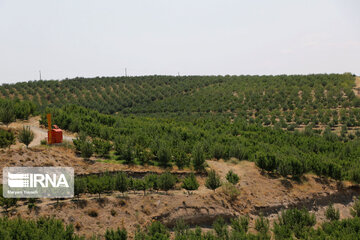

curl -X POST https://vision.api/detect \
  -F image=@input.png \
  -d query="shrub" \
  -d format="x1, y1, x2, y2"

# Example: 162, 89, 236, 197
205, 170, 221, 191
226, 170, 239, 184
105, 228, 127, 240
0, 187, 17, 212
144, 174, 159, 192
181, 173, 199, 194
135, 221, 169, 240
110, 209, 117, 217
221, 182, 240, 201
88, 209, 98, 217
74, 178, 87, 200
273, 208, 316, 239
18, 126, 34, 148
175, 151, 190, 170
0, 129, 15, 148
158, 172, 176, 193
157, 144, 172, 168
81, 141, 93, 159
0, 101, 15, 126
231, 216, 249, 233
351, 197, 360, 217
93, 138, 112, 158
115, 172, 129, 196
255, 152, 277, 172
192, 143, 205, 172
326, 204, 340, 221
213, 217, 228, 239
255, 215, 270, 236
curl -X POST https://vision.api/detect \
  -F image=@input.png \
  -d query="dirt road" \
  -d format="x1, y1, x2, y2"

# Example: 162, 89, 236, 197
28, 125, 75, 147
7, 116, 75, 147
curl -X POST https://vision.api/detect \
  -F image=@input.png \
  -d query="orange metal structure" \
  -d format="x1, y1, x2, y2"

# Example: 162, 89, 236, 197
47, 114, 63, 144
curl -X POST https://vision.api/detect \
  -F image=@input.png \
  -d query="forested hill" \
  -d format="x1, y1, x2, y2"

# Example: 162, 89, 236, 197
0, 74, 357, 116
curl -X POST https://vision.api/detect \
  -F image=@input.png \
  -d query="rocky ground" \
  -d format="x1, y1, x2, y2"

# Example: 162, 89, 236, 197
0, 145, 359, 239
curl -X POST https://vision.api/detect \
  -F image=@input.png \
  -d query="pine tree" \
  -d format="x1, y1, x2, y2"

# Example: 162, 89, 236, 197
18, 126, 34, 148
205, 170, 221, 191
81, 141, 94, 159
0, 102, 15, 127
182, 173, 199, 194
158, 172, 176, 194
226, 170, 239, 185
192, 143, 205, 172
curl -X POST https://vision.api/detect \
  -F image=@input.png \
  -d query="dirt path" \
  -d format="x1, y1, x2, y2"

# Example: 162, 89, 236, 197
7, 116, 76, 147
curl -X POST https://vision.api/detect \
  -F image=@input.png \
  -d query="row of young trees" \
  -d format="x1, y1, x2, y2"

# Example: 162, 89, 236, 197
0, 99, 37, 126
41, 104, 360, 183
2, 74, 359, 127
0, 126, 34, 149
74, 172, 196, 199
74, 169, 238, 199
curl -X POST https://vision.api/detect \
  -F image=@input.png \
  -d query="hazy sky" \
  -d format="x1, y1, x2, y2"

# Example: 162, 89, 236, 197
0, 0, 359, 84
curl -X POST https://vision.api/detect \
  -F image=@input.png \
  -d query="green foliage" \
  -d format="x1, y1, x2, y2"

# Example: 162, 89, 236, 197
74, 178, 87, 199
135, 221, 169, 240
144, 174, 159, 191
18, 126, 34, 148
157, 143, 172, 168
175, 151, 190, 170
326, 204, 340, 221
255, 215, 270, 236
41, 103, 360, 182
105, 228, 127, 240
231, 216, 249, 234
0, 101, 15, 126
181, 173, 199, 193
205, 170, 221, 191
192, 143, 205, 172
81, 141, 94, 159
225, 170, 239, 185
213, 217, 228, 239
0, 185, 17, 212
0, 217, 83, 240
93, 138, 112, 158
158, 172, 176, 193
115, 172, 129, 196
0, 129, 15, 148
351, 197, 360, 217
273, 208, 316, 239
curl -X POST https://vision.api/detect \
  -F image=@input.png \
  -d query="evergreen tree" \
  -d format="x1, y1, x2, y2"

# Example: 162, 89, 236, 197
192, 143, 205, 172
0, 101, 15, 127
0, 129, 15, 148
181, 173, 199, 194
105, 228, 127, 240
18, 126, 34, 148
205, 170, 221, 191
158, 172, 176, 194
157, 144, 171, 168
81, 141, 94, 159
226, 170, 239, 185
